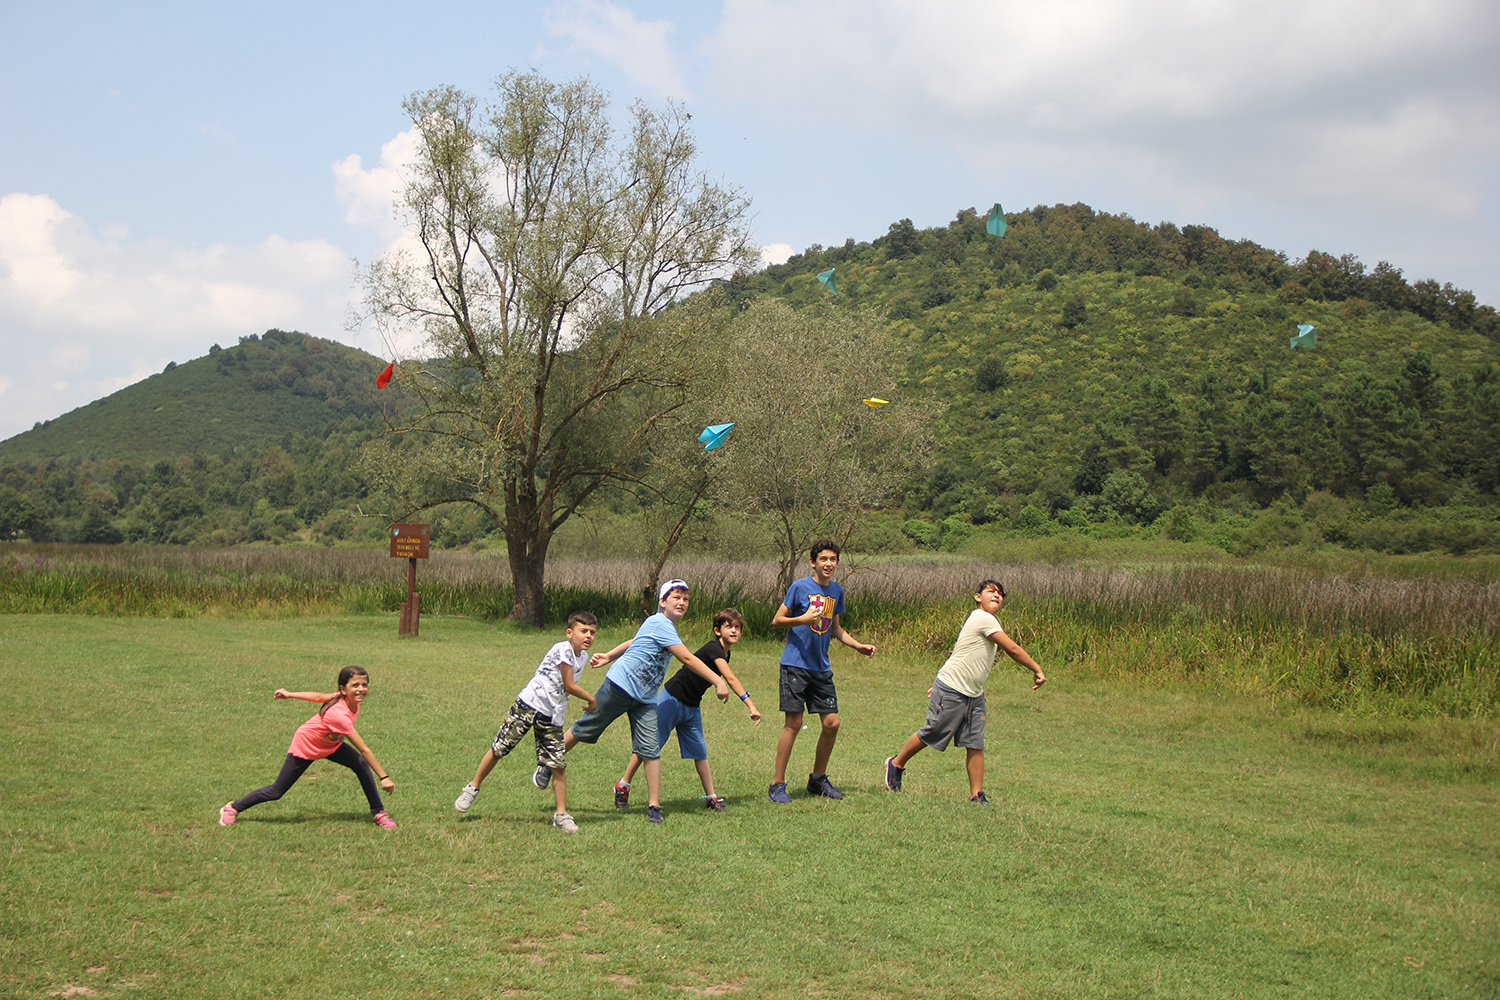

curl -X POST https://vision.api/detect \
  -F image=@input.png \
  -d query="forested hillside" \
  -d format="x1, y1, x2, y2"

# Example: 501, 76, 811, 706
2, 204, 1497, 556
718, 204, 1500, 554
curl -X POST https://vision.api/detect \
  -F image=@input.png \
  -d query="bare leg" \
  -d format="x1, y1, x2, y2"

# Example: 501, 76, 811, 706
621, 752, 644, 788
773, 712, 803, 783
552, 766, 568, 815
692, 758, 715, 797
811, 712, 840, 776
644, 758, 662, 808
470, 749, 500, 790
892, 732, 927, 769
966, 748, 985, 799
563, 730, 578, 752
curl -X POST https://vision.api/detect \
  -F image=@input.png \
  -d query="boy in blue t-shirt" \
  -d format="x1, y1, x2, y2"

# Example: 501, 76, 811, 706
564, 579, 729, 824
768, 539, 876, 803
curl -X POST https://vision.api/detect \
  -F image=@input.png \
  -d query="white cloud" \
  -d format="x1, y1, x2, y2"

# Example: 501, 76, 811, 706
333, 127, 420, 249
760, 243, 793, 267
0, 192, 358, 440
706, 0, 1500, 219
544, 0, 688, 98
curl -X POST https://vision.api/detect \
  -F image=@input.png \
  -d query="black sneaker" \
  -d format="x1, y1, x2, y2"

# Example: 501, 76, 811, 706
704, 795, 727, 812
969, 791, 993, 806
806, 773, 843, 800
768, 782, 791, 804
614, 781, 630, 809
884, 757, 903, 792
646, 805, 664, 825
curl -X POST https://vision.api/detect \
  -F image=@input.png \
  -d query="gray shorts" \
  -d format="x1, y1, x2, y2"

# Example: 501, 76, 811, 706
490, 698, 567, 770
915, 680, 987, 752
569, 679, 660, 760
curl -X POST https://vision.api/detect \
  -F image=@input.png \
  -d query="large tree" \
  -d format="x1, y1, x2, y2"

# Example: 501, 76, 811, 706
357, 73, 754, 625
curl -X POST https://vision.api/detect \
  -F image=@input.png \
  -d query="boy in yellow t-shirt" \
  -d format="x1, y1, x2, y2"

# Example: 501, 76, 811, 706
882, 580, 1045, 804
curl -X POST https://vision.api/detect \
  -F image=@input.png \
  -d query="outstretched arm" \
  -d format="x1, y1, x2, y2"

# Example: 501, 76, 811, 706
668, 643, 730, 701
994, 631, 1046, 689
345, 728, 395, 792
274, 689, 337, 703
589, 639, 632, 670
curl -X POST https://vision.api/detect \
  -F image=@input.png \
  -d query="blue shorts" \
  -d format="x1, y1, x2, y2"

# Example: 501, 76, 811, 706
653, 690, 708, 760
569, 679, 660, 759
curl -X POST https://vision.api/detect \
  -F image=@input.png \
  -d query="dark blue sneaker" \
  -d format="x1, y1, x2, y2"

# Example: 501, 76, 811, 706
646, 805, 664, 825
969, 791, 993, 806
768, 781, 791, 804
532, 765, 551, 789
806, 773, 843, 800
884, 757, 903, 792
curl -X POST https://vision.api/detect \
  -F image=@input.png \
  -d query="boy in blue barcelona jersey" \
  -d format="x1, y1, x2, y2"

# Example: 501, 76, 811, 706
563, 579, 729, 824
769, 539, 876, 803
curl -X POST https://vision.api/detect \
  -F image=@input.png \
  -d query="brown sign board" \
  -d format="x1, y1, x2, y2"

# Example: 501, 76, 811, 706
389, 523, 431, 559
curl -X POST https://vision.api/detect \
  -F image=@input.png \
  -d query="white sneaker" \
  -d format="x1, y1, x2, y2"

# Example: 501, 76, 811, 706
551, 811, 579, 833
454, 783, 479, 812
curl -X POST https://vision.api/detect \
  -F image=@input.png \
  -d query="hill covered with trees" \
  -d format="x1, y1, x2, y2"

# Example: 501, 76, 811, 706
1, 204, 1497, 557
717, 204, 1499, 554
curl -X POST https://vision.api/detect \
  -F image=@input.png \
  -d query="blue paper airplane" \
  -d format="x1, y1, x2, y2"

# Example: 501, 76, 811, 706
698, 422, 736, 450
986, 203, 1007, 238
1290, 323, 1316, 349
817, 268, 838, 295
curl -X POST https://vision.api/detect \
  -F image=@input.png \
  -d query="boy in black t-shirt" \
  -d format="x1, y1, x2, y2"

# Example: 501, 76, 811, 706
614, 608, 761, 811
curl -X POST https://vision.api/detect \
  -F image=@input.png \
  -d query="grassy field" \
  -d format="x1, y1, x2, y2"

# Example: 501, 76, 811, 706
2, 613, 1496, 999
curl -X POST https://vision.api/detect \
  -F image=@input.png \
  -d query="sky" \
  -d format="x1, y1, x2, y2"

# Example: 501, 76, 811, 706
1, 0, 1497, 442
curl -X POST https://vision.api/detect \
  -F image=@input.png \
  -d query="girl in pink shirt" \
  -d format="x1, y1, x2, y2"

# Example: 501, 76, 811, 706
219, 665, 397, 829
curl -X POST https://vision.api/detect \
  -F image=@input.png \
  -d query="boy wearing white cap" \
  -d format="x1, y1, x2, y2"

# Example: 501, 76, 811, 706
564, 579, 729, 824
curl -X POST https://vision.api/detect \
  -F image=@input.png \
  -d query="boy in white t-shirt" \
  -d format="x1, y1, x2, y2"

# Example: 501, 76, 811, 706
882, 580, 1046, 804
453, 611, 599, 833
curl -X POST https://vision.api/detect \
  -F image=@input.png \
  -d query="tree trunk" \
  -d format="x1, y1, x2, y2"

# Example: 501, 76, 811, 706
504, 496, 553, 627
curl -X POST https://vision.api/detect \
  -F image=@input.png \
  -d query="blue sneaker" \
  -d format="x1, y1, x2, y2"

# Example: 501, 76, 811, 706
969, 791, 993, 806
532, 765, 551, 789
884, 757, 903, 792
646, 805, 664, 825
807, 774, 843, 800
768, 781, 791, 804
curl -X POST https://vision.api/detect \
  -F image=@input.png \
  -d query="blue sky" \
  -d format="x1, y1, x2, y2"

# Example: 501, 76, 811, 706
2, 0, 1496, 440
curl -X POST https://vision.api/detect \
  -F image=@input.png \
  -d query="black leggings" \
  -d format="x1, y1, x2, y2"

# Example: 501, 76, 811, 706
231, 743, 385, 815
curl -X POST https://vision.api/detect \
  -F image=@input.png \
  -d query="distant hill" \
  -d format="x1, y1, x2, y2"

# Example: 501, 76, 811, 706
0, 330, 393, 464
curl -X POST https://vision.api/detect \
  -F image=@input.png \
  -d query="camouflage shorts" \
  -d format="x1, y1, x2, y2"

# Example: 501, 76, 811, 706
490, 699, 566, 770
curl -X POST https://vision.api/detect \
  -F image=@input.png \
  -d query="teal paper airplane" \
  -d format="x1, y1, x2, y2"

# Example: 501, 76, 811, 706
986, 203, 1007, 238
698, 422, 736, 450
1290, 323, 1317, 349
817, 268, 838, 295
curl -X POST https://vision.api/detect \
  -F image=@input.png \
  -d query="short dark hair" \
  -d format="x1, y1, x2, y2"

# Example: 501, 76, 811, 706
567, 610, 599, 628
809, 538, 841, 561
713, 607, 745, 630
976, 579, 1006, 599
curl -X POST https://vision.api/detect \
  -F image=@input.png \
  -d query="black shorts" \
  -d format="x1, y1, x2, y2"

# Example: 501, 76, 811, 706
779, 664, 838, 715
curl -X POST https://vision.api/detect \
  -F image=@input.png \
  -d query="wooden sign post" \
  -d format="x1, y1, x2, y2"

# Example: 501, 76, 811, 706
389, 523, 431, 636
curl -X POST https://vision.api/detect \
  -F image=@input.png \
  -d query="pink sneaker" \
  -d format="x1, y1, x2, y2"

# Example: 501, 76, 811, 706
219, 802, 238, 826
372, 810, 398, 829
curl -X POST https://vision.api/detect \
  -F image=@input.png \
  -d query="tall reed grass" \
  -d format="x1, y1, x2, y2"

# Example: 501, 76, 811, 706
3, 545, 1496, 716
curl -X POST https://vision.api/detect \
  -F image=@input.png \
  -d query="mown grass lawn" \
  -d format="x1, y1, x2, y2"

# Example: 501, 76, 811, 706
1, 613, 1496, 999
